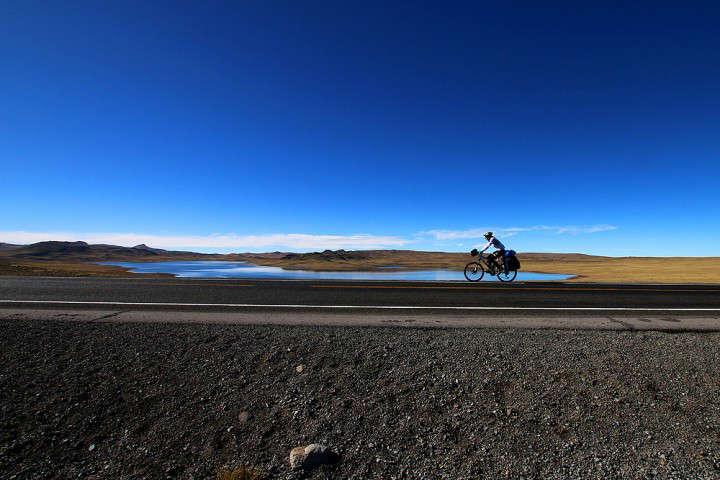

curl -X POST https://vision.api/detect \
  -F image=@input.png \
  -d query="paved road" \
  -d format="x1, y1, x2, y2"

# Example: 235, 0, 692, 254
1, 276, 720, 311
2, 276, 720, 330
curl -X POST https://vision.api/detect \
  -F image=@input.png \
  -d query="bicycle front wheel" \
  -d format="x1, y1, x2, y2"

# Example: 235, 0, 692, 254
464, 262, 485, 282
497, 270, 518, 282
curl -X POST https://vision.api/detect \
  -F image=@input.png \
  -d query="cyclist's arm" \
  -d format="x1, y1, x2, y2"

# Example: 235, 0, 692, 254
479, 241, 492, 253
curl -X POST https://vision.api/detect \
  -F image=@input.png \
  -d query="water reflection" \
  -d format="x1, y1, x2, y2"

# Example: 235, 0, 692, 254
102, 260, 572, 282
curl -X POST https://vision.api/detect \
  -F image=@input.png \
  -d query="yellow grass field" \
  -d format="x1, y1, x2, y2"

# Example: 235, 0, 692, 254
0, 260, 170, 278
521, 256, 720, 283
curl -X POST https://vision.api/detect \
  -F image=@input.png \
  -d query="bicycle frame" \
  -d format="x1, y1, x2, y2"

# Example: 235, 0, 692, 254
476, 253, 500, 274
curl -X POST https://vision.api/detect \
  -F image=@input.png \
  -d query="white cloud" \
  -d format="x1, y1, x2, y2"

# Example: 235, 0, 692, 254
420, 224, 617, 240
0, 225, 617, 251
0, 231, 409, 251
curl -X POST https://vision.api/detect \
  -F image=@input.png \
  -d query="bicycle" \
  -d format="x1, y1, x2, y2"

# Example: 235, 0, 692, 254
464, 249, 518, 282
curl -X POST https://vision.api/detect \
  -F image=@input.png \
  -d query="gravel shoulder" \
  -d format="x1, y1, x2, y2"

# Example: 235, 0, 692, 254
1, 319, 719, 479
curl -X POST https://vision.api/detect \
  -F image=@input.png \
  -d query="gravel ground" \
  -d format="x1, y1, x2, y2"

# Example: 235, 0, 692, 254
1, 319, 720, 479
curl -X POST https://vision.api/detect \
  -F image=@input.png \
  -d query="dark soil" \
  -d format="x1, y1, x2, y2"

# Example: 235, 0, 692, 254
1, 320, 719, 479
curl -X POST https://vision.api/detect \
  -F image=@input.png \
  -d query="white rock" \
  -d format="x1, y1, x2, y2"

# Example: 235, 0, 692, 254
289, 443, 336, 470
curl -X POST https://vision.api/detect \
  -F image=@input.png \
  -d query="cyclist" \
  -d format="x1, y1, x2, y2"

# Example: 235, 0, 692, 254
478, 231, 509, 274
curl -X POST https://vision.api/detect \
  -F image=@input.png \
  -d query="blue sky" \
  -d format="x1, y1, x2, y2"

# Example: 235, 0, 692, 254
1, 1, 719, 255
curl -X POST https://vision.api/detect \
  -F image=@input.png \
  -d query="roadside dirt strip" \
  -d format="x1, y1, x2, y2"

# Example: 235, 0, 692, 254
3, 319, 720, 478
2, 308, 720, 331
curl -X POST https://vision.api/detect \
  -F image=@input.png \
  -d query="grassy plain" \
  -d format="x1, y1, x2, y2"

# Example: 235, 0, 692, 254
0, 259, 171, 277
521, 256, 720, 283
243, 251, 720, 284
1, 247, 719, 283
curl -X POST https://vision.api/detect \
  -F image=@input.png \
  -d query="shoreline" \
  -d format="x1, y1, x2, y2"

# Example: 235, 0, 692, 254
2, 253, 720, 283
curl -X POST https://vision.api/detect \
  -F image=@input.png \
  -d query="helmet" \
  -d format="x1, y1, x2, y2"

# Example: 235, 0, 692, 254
483, 231, 493, 239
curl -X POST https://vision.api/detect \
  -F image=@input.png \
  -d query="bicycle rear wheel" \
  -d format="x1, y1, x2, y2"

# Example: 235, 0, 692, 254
464, 262, 485, 282
497, 270, 518, 282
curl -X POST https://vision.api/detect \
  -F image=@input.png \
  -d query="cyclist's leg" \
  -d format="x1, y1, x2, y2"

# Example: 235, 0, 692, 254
491, 251, 502, 271
500, 250, 509, 274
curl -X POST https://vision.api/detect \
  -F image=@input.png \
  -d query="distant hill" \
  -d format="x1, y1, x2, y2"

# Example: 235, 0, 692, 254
273, 250, 606, 263
282, 249, 371, 261
236, 251, 289, 259
233, 249, 618, 272
0, 241, 620, 268
0, 241, 213, 262
0, 242, 615, 264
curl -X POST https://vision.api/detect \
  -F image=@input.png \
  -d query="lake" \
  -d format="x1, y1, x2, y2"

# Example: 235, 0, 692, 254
102, 260, 572, 281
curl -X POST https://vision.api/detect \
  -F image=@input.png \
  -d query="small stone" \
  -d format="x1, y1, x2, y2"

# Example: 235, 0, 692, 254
238, 411, 250, 424
296, 365, 305, 373
201, 443, 215, 459
88, 444, 96, 452
289, 443, 338, 471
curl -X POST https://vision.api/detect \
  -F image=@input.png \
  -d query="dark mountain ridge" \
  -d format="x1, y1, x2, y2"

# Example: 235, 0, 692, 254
0, 241, 212, 262
282, 249, 370, 261
0, 240, 616, 266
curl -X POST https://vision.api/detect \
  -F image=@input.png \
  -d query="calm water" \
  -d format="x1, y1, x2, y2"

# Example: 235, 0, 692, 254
103, 260, 572, 281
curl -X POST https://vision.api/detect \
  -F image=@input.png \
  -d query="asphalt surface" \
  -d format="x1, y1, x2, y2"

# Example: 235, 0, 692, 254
1, 276, 720, 312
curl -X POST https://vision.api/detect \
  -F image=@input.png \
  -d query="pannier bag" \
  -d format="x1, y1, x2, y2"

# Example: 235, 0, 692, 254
505, 250, 521, 270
